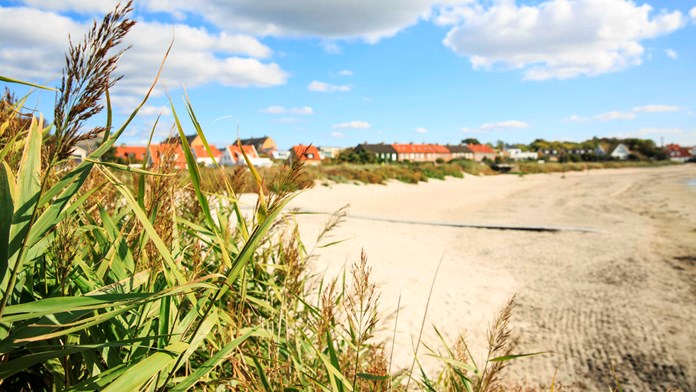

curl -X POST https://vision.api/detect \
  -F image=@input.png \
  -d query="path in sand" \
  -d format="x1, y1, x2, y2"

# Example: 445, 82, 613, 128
288, 165, 696, 390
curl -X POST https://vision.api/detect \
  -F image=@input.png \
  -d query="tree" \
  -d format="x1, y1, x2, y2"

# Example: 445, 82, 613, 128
462, 138, 480, 145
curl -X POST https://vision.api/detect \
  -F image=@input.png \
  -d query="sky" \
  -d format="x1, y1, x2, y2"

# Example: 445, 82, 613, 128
1, 0, 695, 149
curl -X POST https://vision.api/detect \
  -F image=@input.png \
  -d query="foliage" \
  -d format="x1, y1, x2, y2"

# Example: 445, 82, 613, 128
462, 138, 481, 145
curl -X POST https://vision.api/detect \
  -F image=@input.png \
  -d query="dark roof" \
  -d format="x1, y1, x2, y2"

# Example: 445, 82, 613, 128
445, 144, 473, 153
239, 136, 271, 148
356, 143, 397, 154
162, 134, 197, 144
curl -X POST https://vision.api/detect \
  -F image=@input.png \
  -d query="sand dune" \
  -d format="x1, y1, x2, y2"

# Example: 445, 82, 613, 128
288, 165, 696, 390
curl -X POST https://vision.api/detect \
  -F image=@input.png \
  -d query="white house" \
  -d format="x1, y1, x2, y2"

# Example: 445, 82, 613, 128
610, 143, 631, 160
191, 145, 223, 167
271, 150, 291, 160
221, 144, 272, 168
506, 148, 538, 161
70, 146, 88, 163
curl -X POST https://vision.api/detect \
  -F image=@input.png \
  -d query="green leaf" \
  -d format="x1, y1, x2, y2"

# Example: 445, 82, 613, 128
488, 351, 546, 362
0, 75, 57, 91
0, 162, 16, 285
356, 373, 389, 381
170, 327, 259, 391
103, 341, 188, 392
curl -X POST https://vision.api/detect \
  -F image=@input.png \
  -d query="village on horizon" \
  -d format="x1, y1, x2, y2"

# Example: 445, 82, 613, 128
70, 134, 696, 169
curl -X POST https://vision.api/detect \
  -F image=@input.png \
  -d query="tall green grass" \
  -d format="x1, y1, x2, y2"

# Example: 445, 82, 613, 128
0, 3, 534, 390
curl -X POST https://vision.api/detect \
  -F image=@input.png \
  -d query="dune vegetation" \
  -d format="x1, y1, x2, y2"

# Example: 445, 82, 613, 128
0, 3, 536, 391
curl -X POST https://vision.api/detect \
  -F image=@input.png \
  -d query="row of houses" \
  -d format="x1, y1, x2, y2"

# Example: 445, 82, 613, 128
355, 143, 497, 162
86, 133, 696, 169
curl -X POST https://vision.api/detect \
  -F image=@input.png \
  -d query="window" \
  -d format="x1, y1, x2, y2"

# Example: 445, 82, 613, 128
306, 153, 314, 159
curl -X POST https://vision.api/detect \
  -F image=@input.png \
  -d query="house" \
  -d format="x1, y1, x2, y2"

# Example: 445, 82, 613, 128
162, 134, 203, 146
665, 144, 692, 162
392, 143, 451, 162
191, 145, 223, 167
289, 144, 322, 165
115, 146, 148, 163
239, 136, 277, 156
319, 146, 342, 160
505, 147, 538, 161
445, 144, 474, 160
610, 143, 631, 160
70, 146, 88, 163
271, 150, 291, 160
221, 144, 272, 167
355, 143, 398, 162
467, 144, 496, 162
148, 144, 188, 170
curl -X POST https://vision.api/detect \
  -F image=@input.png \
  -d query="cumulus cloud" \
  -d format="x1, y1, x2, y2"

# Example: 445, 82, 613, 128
139, 105, 172, 117
416, 127, 428, 133
691, 7, 696, 23
594, 111, 635, 121
307, 81, 351, 92
480, 120, 529, 130
632, 104, 680, 113
332, 121, 371, 129
140, 0, 458, 43
665, 49, 678, 60
0, 6, 287, 108
260, 105, 314, 115
440, 0, 687, 80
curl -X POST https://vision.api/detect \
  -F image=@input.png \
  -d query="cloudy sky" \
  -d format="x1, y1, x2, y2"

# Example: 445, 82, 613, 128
1, 0, 695, 148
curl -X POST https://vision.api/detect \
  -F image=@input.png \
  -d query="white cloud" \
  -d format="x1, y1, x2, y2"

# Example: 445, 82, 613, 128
632, 104, 680, 113
291, 106, 314, 115
480, 120, 529, 130
141, 0, 460, 43
441, 0, 687, 80
665, 49, 678, 60
0, 6, 287, 108
594, 111, 636, 121
691, 7, 696, 23
332, 121, 371, 129
307, 81, 351, 92
139, 105, 171, 117
260, 105, 313, 114
330, 131, 345, 138
415, 127, 428, 133
260, 105, 287, 114
337, 69, 353, 76
565, 114, 590, 122
21, 0, 120, 13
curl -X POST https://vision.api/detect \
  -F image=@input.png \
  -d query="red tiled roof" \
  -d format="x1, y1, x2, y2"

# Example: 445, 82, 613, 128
292, 145, 321, 161
665, 144, 691, 158
192, 145, 223, 159
148, 144, 187, 169
226, 144, 259, 163
391, 144, 450, 154
115, 146, 147, 161
467, 144, 495, 154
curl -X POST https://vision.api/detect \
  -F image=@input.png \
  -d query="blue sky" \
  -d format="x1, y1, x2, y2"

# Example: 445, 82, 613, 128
1, 0, 695, 149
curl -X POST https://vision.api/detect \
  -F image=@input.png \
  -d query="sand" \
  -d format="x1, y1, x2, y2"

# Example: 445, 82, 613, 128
287, 164, 696, 390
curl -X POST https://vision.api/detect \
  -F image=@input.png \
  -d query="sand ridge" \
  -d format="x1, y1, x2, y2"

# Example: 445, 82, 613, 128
289, 165, 696, 390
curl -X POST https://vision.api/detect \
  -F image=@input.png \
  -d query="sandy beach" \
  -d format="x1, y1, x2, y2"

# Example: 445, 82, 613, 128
287, 165, 696, 390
